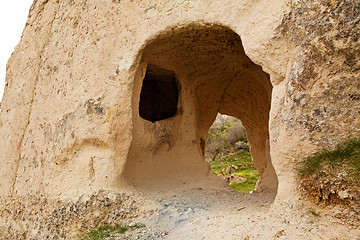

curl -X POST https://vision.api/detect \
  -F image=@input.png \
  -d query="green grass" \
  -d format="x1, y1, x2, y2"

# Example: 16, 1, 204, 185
210, 151, 259, 193
298, 138, 360, 181
210, 151, 253, 172
230, 168, 259, 193
81, 224, 145, 240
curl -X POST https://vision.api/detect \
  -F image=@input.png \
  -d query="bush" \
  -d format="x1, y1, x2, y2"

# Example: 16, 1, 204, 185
206, 114, 248, 162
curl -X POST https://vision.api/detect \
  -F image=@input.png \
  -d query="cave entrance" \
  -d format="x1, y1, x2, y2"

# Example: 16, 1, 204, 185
123, 23, 278, 194
206, 114, 259, 194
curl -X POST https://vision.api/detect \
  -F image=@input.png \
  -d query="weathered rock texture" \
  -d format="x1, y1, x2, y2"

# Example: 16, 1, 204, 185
0, 0, 359, 238
0, 190, 140, 239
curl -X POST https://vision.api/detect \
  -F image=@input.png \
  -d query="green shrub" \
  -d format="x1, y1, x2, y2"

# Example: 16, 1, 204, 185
206, 115, 248, 162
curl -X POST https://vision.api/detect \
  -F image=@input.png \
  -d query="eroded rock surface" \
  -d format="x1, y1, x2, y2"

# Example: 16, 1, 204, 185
0, 0, 359, 238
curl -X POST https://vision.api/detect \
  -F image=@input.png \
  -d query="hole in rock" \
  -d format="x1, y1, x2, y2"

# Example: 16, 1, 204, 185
206, 114, 259, 193
124, 23, 278, 196
139, 64, 179, 122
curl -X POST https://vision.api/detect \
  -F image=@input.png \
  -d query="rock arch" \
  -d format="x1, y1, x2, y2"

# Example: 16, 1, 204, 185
123, 23, 278, 192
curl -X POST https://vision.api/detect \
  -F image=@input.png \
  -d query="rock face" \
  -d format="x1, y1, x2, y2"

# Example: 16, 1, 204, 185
0, 0, 359, 237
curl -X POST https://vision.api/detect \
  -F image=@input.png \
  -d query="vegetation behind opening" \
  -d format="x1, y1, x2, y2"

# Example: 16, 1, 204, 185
206, 114, 258, 193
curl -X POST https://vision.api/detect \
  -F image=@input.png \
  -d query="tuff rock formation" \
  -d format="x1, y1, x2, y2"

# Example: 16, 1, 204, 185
0, 0, 359, 238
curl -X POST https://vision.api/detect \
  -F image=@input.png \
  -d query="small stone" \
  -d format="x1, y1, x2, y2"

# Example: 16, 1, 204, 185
274, 229, 285, 238
338, 190, 349, 199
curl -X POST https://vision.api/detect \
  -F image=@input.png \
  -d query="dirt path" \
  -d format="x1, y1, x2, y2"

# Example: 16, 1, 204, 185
113, 187, 360, 240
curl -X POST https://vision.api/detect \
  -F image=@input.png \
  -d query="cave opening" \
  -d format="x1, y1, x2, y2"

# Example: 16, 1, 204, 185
123, 23, 278, 195
139, 64, 179, 122
206, 114, 259, 194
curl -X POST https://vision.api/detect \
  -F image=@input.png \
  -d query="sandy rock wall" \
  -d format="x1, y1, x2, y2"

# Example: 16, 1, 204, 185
0, 0, 59, 196
0, 0, 287, 199
270, 0, 360, 200
0, 0, 358, 230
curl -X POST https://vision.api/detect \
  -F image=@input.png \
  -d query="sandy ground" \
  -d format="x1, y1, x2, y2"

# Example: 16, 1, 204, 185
109, 186, 360, 240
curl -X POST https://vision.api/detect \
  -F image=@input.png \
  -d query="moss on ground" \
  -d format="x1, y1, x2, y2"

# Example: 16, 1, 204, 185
298, 138, 360, 182
81, 224, 145, 240
210, 151, 259, 193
